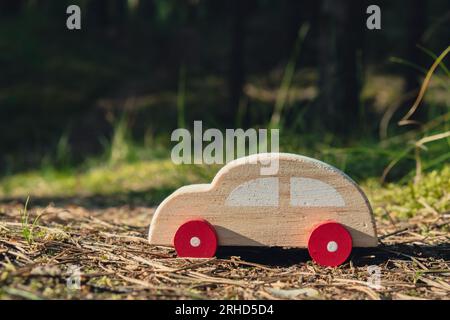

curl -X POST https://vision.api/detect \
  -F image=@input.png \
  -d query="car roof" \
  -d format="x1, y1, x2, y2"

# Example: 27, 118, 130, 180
211, 152, 357, 186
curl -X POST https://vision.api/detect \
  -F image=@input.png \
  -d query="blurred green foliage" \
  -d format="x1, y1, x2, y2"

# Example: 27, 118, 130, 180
0, 0, 448, 209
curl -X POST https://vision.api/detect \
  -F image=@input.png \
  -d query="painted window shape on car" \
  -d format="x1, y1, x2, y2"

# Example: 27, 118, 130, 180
290, 177, 345, 207
226, 177, 279, 207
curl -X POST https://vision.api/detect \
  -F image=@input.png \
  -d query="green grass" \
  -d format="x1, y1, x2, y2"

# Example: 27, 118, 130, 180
270, 23, 310, 129
1, 92, 448, 213
1, 159, 178, 198
20, 196, 45, 245
366, 164, 450, 218
1, 139, 448, 220
1, 90, 448, 212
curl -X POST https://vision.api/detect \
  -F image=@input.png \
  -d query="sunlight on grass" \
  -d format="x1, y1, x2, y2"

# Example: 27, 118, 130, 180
365, 164, 450, 218
1, 153, 448, 220
0, 159, 202, 199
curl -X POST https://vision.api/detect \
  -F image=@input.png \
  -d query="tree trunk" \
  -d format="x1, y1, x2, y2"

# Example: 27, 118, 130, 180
0, 0, 25, 16
400, 0, 427, 123
112, 0, 127, 25
137, 0, 155, 21
227, 0, 246, 126
88, 0, 109, 27
317, 0, 363, 135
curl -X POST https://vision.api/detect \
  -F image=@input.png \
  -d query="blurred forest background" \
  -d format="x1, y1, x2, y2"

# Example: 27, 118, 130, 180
0, 0, 449, 208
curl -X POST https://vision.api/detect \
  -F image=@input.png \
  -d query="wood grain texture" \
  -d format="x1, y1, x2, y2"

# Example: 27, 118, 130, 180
148, 153, 378, 248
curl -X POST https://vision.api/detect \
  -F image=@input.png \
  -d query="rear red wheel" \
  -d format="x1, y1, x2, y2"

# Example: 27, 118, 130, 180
173, 219, 217, 258
308, 221, 352, 267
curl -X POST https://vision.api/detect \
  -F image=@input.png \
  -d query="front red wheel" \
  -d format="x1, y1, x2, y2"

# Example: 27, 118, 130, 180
173, 219, 217, 258
308, 221, 352, 267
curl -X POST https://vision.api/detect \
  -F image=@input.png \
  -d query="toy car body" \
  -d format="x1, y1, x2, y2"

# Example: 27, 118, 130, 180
148, 153, 377, 266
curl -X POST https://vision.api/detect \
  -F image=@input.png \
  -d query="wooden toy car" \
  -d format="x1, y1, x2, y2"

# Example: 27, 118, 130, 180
148, 153, 377, 267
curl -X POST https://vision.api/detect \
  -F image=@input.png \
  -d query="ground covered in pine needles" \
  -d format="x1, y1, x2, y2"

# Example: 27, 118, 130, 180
0, 188, 448, 300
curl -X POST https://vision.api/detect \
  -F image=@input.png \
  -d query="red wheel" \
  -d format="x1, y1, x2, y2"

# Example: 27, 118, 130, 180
173, 219, 217, 258
308, 221, 352, 267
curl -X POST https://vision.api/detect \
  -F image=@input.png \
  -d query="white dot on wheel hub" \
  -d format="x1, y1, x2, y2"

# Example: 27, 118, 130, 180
327, 241, 338, 253
190, 237, 201, 247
